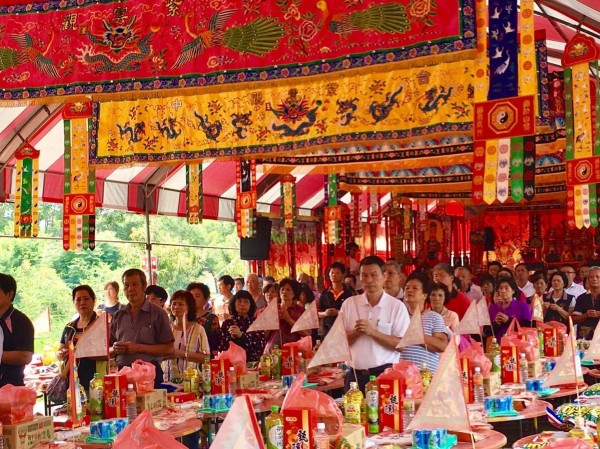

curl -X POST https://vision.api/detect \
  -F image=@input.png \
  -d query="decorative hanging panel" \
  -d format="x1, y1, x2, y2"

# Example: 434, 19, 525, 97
0, 0, 472, 103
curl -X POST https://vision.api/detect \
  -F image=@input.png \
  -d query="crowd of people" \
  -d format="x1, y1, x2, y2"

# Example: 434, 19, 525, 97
0, 257, 597, 394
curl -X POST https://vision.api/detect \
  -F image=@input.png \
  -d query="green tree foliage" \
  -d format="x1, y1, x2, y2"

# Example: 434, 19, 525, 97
0, 203, 246, 352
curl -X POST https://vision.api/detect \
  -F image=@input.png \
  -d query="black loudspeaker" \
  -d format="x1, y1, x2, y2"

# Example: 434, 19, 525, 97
484, 227, 495, 251
240, 217, 272, 260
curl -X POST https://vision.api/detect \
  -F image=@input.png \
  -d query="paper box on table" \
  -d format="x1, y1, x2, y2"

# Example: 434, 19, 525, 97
238, 371, 259, 390
460, 357, 474, 403
281, 345, 299, 376
528, 359, 543, 378
3, 416, 54, 449
167, 392, 196, 404
335, 423, 365, 449
501, 345, 519, 384
544, 328, 559, 357
283, 407, 316, 449
136, 389, 166, 415
378, 377, 405, 432
211, 359, 232, 394
103, 374, 128, 418
483, 372, 501, 396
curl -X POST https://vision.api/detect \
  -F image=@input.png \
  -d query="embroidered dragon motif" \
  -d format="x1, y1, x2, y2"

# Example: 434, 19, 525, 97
194, 112, 222, 142
230, 112, 253, 139
268, 89, 321, 137
336, 98, 359, 126
117, 122, 146, 143
419, 86, 453, 113
369, 86, 403, 124
155, 118, 181, 139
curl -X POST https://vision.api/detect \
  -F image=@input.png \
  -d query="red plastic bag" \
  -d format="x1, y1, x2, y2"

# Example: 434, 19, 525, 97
0, 385, 36, 424
219, 342, 247, 375
459, 339, 493, 376
501, 334, 537, 361
505, 318, 539, 351
281, 373, 343, 436
113, 410, 188, 449
283, 335, 313, 358
542, 321, 568, 336
118, 360, 155, 393
390, 361, 423, 399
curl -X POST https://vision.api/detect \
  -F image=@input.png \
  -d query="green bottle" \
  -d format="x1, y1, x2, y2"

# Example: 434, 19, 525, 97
271, 345, 282, 380
201, 357, 212, 394
489, 338, 501, 372
365, 375, 379, 434
265, 405, 284, 449
89, 373, 104, 422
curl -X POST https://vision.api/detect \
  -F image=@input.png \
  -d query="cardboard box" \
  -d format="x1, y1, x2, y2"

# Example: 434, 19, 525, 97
136, 389, 166, 415
377, 377, 404, 432
483, 372, 501, 396
238, 372, 259, 390
3, 416, 54, 449
211, 359, 232, 394
103, 374, 128, 418
528, 359, 543, 378
501, 345, 519, 384
460, 357, 474, 403
544, 328, 559, 357
167, 392, 196, 404
281, 345, 299, 376
335, 423, 365, 449
283, 407, 316, 449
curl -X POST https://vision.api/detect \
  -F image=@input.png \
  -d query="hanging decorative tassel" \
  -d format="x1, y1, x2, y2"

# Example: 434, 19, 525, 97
324, 174, 341, 244
562, 35, 599, 229
236, 160, 257, 238
349, 192, 361, 238
63, 103, 95, 251
523, 136, 536, 202
280, 174, 296, 229
13, 143, 40, 238
186, 163, 202, 224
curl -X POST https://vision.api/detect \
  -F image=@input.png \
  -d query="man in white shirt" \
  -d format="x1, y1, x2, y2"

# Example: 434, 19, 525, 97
341, 255, 410, 391
561, 263, 587, 299
384, 259, 406, 300
454, 266, 483, 302
515, 263, 535, 298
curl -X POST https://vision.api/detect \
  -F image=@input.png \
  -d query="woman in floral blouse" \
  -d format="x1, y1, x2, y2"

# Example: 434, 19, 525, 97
187, 282, 220, 358
220, 290, 266, 362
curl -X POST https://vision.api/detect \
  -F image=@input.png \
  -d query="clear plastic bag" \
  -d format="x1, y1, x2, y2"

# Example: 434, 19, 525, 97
219, 342, 248, 375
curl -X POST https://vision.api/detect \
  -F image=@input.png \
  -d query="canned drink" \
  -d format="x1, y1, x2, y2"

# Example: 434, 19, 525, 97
90, 422, 100, 438
115, 418, 128, 434
525, 379, 537, 392
428, 428, 445, 448
495, 395, 513, 413
484, 397, 495, 414
224, 393, 234, 408
282, 374, 296, 388
412, 429, 432, 449
534, 379, 545, 391
547, 360, 557, 372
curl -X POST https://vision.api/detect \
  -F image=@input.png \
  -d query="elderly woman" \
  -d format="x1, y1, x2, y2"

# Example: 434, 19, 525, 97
163, 290, 210, 382
57, 285, 102, 393
265, 278, 309, 351
187, 282, 220, 357
489, 277, 532, 338
263, 282, 280, 306
543, 271, 575, 326
399, 273, 451, 371
219, 290, 266, 362
428, 282, 460, 332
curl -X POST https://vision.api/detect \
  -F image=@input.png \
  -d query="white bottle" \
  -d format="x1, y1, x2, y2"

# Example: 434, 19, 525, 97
473, 367, 485, 404
402, 389, 415, 432
228, 367, 238, 395
313, 422, 329, 449
125, 383, 137, 423
518, 353, 529, 383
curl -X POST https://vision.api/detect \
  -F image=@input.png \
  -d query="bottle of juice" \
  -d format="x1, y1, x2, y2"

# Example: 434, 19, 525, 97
89, 373, 104, 422
343, 382, 364, 424
260, 351, 272, 377
420, 362, 433, 394
538, 327, 545, 357
271, 345, 282, 380
265, 405, 284, 449
365, 375, 379, 434
201, 357, 211, 394
489, 338, 501, 372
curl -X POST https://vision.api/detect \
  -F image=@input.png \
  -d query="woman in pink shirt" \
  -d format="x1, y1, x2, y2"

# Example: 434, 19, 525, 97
428, 282, 460, 331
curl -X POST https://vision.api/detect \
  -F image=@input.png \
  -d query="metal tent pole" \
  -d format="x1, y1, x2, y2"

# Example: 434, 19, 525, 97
144, 185, 153, 285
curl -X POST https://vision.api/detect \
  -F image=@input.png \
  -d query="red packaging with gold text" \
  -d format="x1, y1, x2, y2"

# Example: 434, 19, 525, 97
544, 328, 558, 357
501, 345, 519, 384
460, 357, 474, 403
211, 359, 232, 394
103, 374, 128, 418
378, 377, 405, 431
283, 407, 316, 449
281, 345, 299, 376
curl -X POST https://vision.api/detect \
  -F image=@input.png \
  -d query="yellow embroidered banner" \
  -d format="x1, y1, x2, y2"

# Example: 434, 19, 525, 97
93, 57, 474, 166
